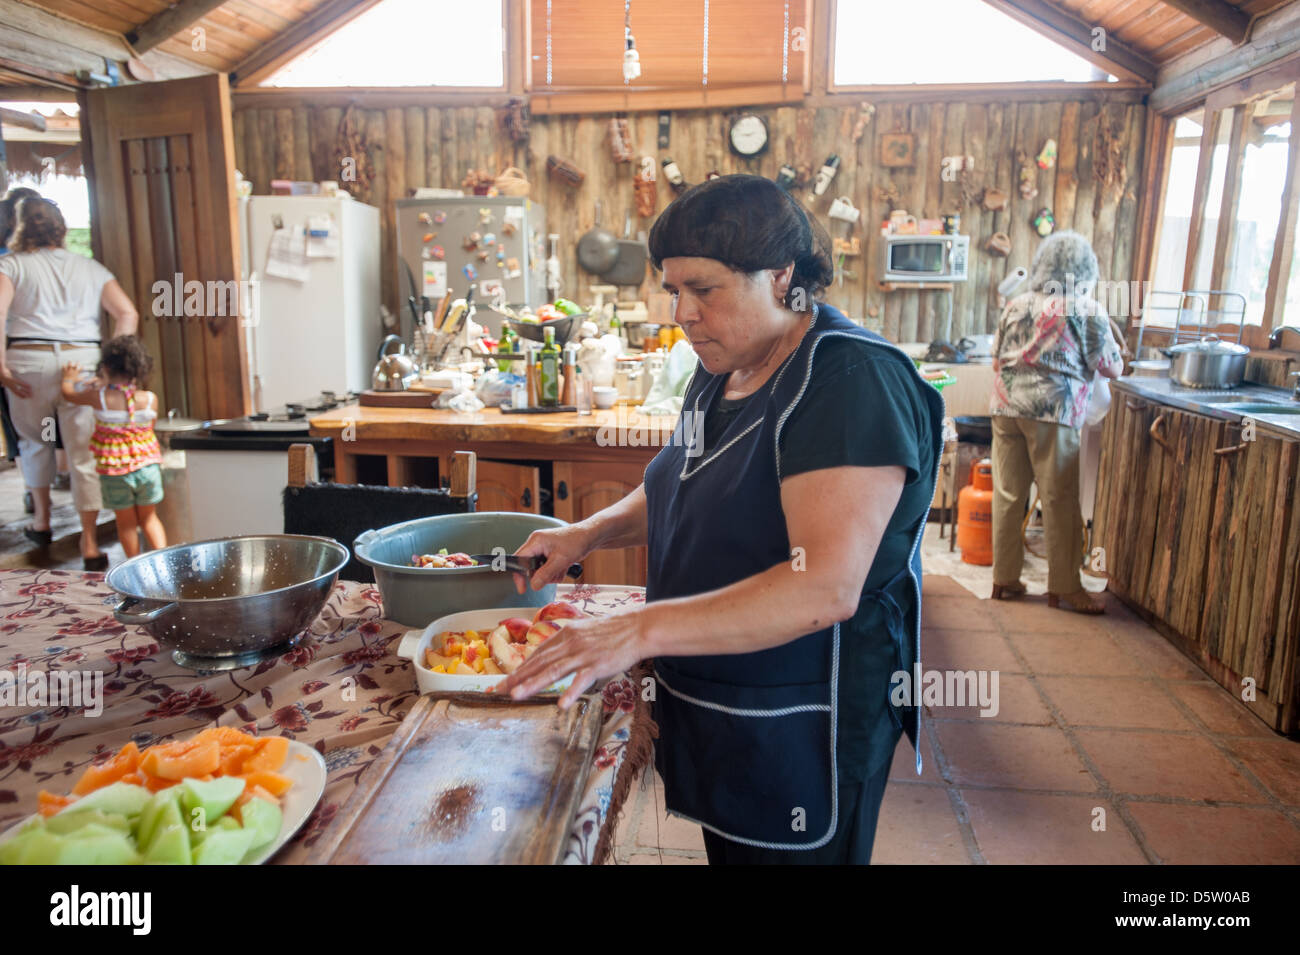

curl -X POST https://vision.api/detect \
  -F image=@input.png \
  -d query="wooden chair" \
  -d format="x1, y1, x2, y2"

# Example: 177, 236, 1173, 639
283, 445, 478, 583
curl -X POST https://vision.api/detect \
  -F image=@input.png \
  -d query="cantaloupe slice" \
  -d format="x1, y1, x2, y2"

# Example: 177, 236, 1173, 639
241, 737, 289, 773
138, 737, 221, 781
71, 741, 140, 796
38, 790, 76, 818
238, 770, 292, 797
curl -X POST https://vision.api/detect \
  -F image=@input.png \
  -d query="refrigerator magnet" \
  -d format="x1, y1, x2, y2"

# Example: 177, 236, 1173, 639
477, 249, 490, 262
430, 245, 445, 260
505, 256, 520, 272
478, 207, 493, 224
502, 221, 517, 237
418, 212, 433, 225
434, 211, 447, 224
483, 232, 496, 245
422, 232, 437, 243
463, 264, 477, 280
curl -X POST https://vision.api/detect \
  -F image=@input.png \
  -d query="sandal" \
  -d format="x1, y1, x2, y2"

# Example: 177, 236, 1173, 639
991, 581, 1027, 600
1047, 590, 1105, 615
23, 527, 52, 548
82, 554, 109, 572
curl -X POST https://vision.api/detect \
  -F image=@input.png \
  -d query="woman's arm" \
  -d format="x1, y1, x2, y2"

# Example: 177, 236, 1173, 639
101, 279, 138, 338
0, 274, 31, 398
499, 464, 905, 708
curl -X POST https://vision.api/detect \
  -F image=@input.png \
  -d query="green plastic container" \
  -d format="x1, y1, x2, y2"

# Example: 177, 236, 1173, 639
353, 512, 567, 627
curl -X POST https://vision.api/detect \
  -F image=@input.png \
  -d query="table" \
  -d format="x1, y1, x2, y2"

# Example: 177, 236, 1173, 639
308, 403, 675, 586
0, 570, 654, 864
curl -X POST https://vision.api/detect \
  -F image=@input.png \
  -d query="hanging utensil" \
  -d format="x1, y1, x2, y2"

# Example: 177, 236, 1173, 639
577, 200, 620, 274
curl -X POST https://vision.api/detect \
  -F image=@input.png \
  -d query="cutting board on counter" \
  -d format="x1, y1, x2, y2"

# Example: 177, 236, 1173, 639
358, 388, 444, 408
305, 692, 603, 864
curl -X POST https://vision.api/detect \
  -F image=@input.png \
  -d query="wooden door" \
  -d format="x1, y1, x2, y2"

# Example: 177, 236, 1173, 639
1095, 394, 1161, 606
1143, 408, 1224, 639
1201, 433, 1300, 719
82, 74, 247, 420
475, 461, 540, 514
553, 461, 646, 587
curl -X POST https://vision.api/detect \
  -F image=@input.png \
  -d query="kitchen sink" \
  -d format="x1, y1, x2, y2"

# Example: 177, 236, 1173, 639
1217, 403, 1300, 415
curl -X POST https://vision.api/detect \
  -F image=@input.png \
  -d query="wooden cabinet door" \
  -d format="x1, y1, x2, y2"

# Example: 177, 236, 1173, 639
475, 461, 541, 514
1202, 433, 1300, 729
84, 75, 247, 420
1144, 408, 1225, 639
1096, 394, 1162, 607
553, 461, 646, 587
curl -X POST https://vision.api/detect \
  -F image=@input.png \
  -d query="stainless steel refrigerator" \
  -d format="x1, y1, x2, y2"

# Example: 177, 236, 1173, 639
395, 196, 547, 338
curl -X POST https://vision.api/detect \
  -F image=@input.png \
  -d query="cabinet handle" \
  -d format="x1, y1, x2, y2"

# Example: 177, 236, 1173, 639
521, 488, 532, 509
1149, 413, 1174, 454
1214, 443, 1247, 457
557, 481, 568, 500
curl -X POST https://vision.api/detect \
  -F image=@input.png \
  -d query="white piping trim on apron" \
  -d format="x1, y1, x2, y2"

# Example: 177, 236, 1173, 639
655, 622, 842, 852
771, 320, 946, 776
655, 667, 831, 717
677, 307, 818, 483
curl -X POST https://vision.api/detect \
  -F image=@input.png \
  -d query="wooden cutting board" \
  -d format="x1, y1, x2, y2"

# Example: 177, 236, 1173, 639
306, 693, 603, 864
358, 389, 444, 408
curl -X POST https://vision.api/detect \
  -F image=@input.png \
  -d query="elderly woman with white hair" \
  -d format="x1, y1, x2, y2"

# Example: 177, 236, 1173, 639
989, 231, 1125, 614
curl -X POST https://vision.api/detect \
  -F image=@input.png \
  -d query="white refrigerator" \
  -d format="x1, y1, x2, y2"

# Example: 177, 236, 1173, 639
239, 196, 382, 412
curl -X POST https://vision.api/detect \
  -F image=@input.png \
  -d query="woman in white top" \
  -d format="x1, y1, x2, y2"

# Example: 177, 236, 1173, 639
0, 197, 138, 570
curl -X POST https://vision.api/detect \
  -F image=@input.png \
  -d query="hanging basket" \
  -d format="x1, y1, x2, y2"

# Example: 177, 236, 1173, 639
494, 167, 531, 197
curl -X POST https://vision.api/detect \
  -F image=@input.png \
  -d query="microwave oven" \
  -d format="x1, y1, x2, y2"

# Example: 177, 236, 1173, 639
883, 234, 969, 283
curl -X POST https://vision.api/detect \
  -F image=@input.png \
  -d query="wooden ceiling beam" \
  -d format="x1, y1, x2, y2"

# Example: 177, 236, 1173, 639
0, 105, 46, 132
981, 0, 1158, 84
127, 0, 231, 54
230, 0, 387, 88
1154, 0, 1251, 44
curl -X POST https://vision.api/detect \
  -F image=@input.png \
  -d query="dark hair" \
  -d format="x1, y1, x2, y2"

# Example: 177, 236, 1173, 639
648, 174, 834, 309
98, 335, 153, 386
10, 197, 66, 252
0, 187, 40, 248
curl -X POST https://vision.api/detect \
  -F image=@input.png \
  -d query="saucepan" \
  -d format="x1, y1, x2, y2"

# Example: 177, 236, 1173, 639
1162, 335, 1248, 389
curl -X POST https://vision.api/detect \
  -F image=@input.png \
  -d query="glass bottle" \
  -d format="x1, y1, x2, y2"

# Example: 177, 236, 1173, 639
538, 326, 561, 407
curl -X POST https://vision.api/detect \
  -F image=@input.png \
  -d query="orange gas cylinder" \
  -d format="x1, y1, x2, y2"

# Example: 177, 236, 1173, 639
956, 458, 994, 566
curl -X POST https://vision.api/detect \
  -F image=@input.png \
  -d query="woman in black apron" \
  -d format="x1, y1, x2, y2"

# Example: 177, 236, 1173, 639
500, 175, 944, 864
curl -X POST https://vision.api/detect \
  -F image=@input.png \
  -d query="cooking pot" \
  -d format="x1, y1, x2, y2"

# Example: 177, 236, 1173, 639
1164, 334, 1248, 389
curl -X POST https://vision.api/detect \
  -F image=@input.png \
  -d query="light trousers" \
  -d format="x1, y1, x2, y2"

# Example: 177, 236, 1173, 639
4, 344, 103, 512
990, 415, 1084, 595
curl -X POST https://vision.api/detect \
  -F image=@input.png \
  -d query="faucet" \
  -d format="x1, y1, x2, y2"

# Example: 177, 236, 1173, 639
1292, 370, 1300, 400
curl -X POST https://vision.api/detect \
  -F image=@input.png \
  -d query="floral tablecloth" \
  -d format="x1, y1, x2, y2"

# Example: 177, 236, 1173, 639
0, 570, 653, 864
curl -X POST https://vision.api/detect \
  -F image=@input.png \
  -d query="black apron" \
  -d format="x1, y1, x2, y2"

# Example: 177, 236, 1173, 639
644, 303, 944, 850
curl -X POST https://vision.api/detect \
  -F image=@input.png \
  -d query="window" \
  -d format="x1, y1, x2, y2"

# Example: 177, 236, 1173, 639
1150, 111, 1203, 313
832, 0, 1113, 87
263, 0, 505, 88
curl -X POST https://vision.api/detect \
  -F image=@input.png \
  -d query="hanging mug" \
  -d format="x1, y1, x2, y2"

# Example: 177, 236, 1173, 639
828, 196, 860, 223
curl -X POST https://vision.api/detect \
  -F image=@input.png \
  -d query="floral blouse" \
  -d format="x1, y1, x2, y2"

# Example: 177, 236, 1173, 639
990, 291, 1121, 429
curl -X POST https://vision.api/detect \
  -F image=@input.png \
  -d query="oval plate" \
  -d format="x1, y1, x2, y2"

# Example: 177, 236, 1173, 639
0, 739, 327, 865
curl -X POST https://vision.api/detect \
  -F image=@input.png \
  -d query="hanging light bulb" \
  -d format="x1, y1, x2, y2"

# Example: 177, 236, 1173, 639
623, 1, 640, 84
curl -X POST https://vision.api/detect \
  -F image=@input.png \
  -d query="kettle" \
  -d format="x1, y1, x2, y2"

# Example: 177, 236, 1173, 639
372, 337, 418, 391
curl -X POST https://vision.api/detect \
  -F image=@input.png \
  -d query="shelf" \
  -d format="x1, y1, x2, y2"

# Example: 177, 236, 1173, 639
878, 282, 955, 292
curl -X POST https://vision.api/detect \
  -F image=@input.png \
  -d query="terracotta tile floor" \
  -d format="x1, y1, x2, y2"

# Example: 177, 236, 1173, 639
606, 573, 1300, 865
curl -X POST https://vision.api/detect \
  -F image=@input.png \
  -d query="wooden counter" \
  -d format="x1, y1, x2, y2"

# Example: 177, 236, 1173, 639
309, 403, 681, 587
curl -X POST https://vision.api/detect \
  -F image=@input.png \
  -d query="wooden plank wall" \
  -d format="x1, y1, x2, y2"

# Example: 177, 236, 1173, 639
232, 95, 1146, 342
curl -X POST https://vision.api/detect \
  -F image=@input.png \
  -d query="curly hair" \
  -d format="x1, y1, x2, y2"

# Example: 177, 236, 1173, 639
648, 174, 834, 310
98, 335, 154, 387
0, 187, 40, 248
10, 197, 66, 253
1029, 230, 1099, 297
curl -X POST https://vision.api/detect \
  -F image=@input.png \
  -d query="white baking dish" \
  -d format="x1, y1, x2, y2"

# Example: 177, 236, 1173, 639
396, 607, 575, 695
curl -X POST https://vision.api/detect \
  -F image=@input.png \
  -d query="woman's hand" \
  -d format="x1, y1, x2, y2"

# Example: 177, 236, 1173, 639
494, 609, 649, 709
1, 366, 31, 399
512, 522, 595, 593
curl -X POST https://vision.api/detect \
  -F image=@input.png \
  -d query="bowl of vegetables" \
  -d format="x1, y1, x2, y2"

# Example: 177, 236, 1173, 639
352, 511, 568, 627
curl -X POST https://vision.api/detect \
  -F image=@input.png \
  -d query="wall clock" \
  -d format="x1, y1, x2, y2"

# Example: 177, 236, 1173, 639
729, 113, 769, 158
